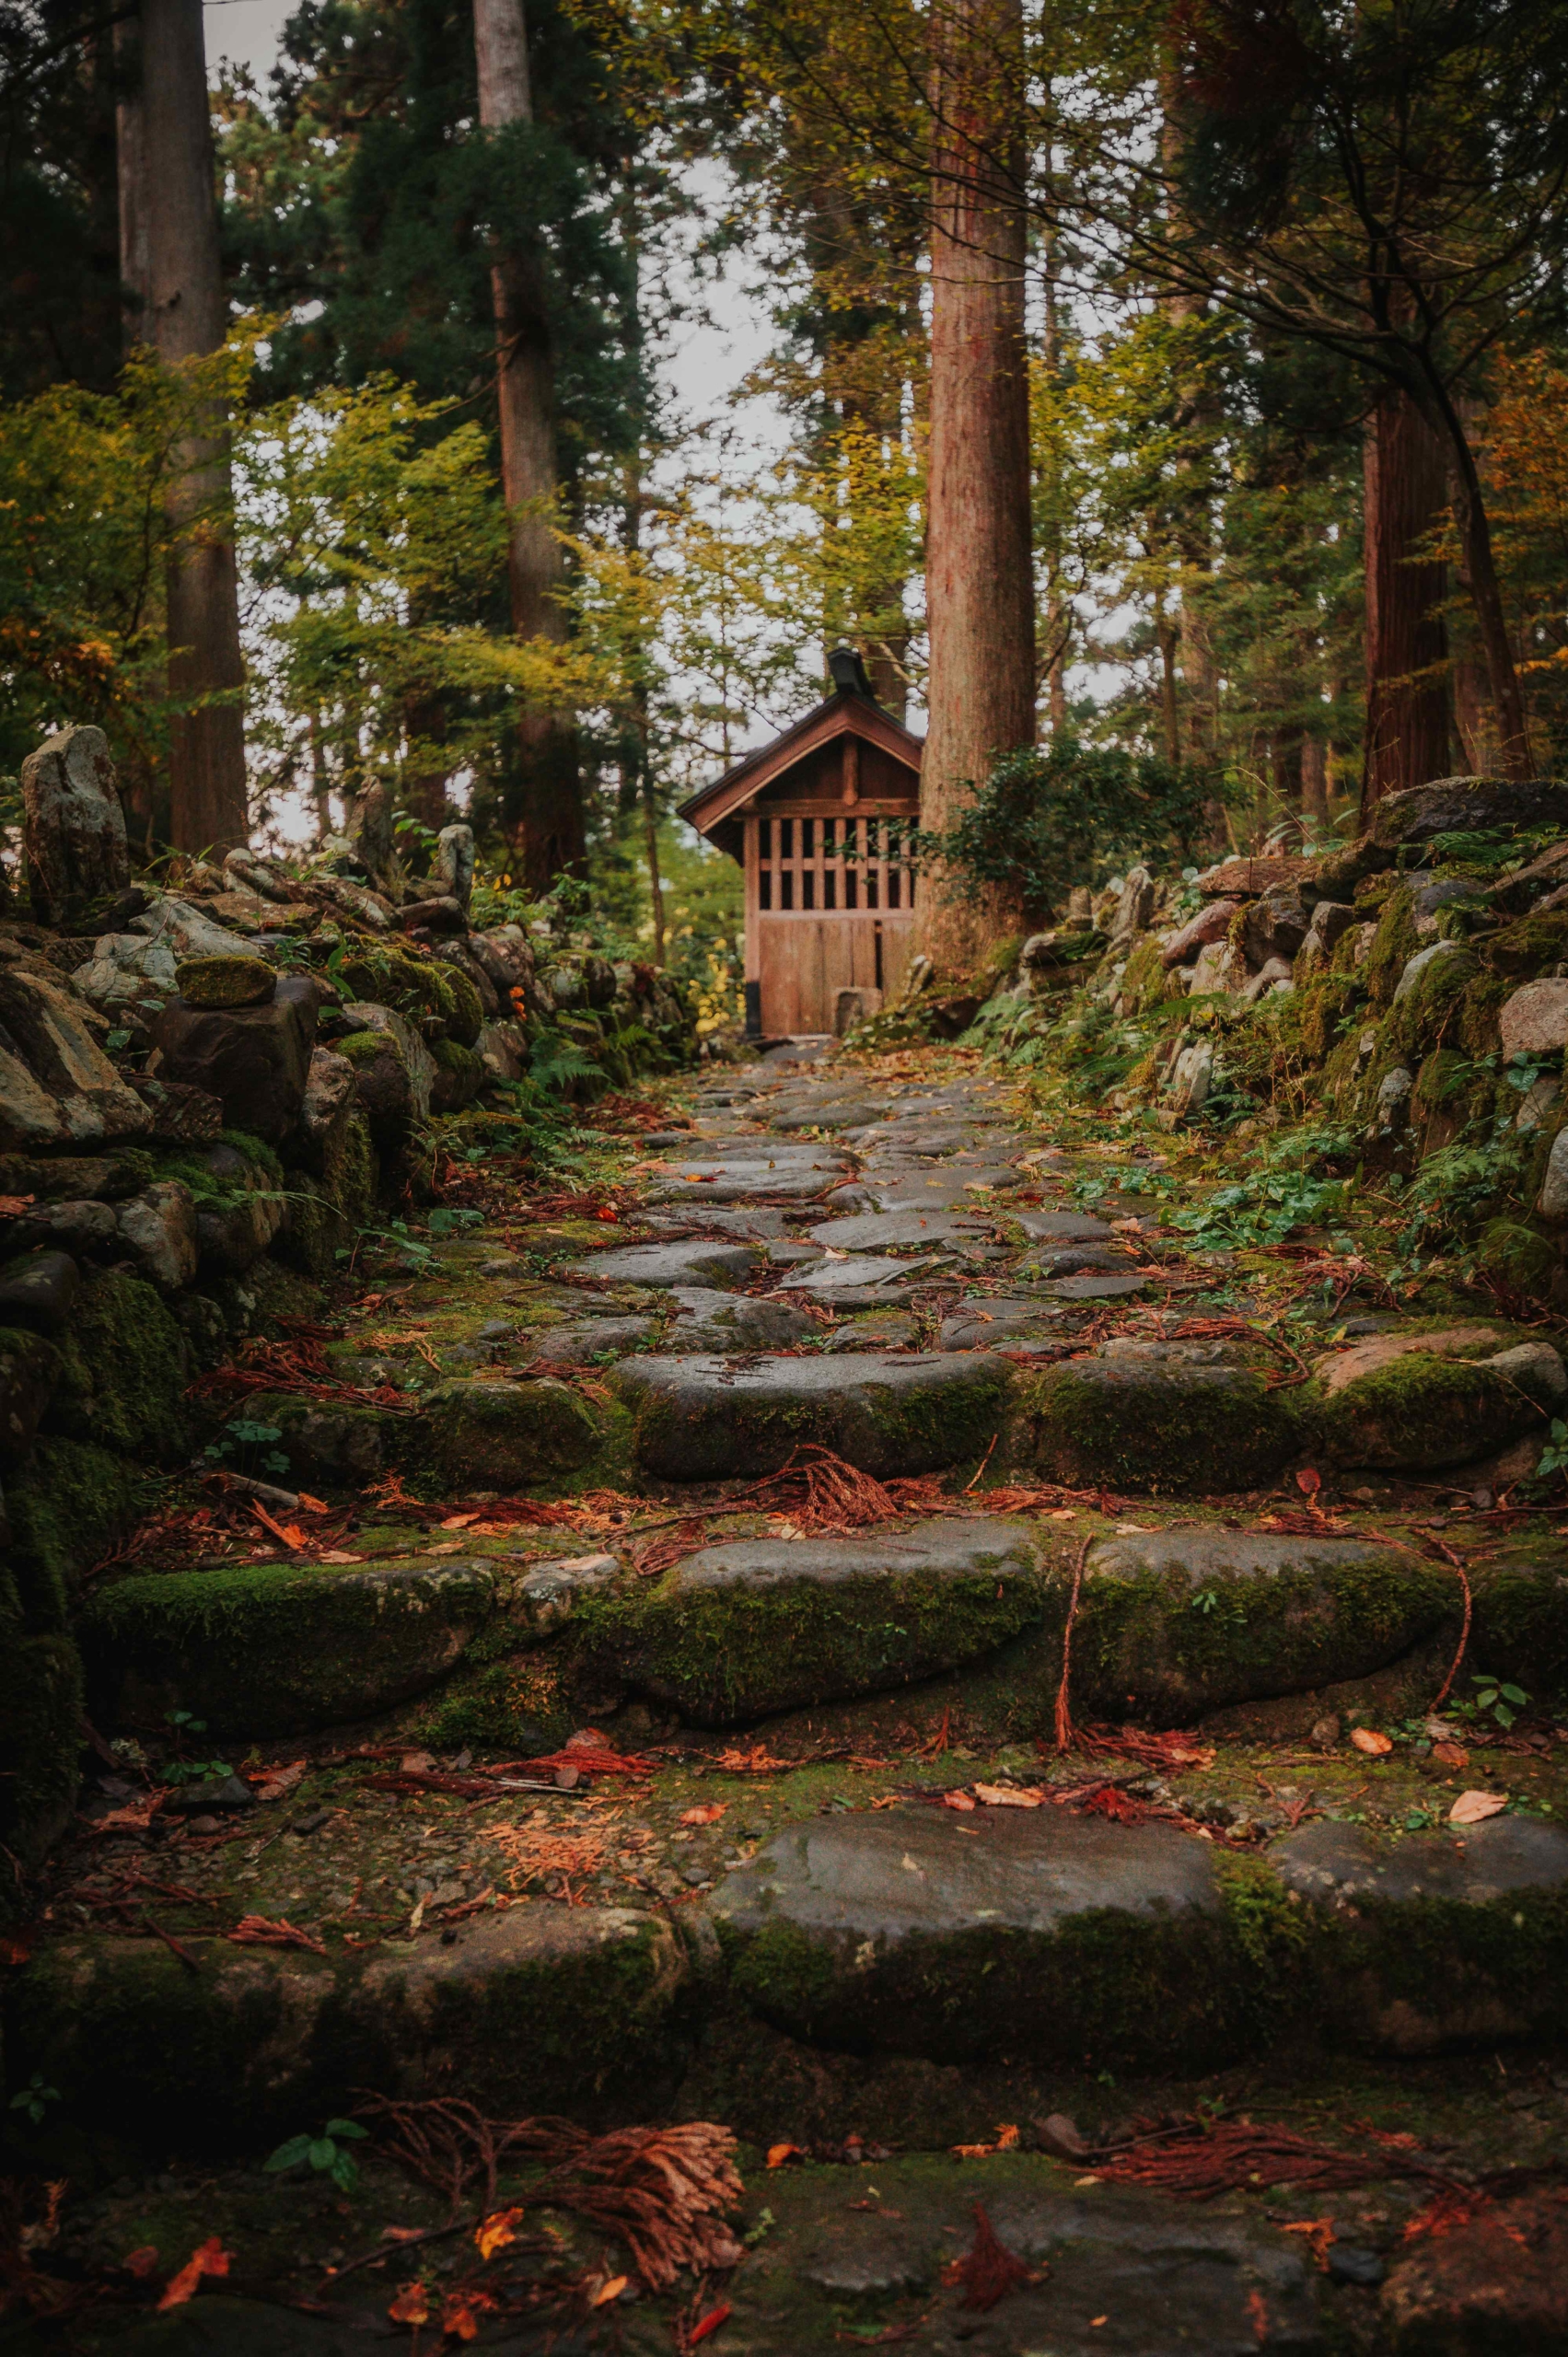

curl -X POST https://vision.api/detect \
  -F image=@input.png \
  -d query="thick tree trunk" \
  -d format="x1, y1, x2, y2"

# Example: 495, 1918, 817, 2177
920, 0, 1035, 976
473, 0, 583, 893
1360, 385, 1450, 817
116, 0, 248, 855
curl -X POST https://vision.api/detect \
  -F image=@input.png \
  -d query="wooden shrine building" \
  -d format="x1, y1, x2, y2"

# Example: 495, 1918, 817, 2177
679, 653, 924, 1038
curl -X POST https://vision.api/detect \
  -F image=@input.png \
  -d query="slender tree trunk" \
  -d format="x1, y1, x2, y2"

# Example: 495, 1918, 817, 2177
308, 712, 333, 842
473, 0, 583, 893
920, 0, 1035, 974
1301, 732, 1330, 828
1360, 385, 1450, 817
1156, 610, 1181, 766
116, 0, 248, 855
401, 692, 452, 833
1410, 367, 1532, 780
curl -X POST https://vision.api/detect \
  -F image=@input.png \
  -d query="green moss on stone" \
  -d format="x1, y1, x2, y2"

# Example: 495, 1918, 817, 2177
79, 1555, 498, 1736
1481, 908, 1568, 979
1456, 971, 1513, 1059
1385, 948, 1477, 1062
46, 1269, 190, 1455
0, 1632, 84, 1886
6, 1437, 149, 1622
1018, 1363, 1305, 1493
1365, 884, 1419, 1008
1319, 1350, 1529, 1471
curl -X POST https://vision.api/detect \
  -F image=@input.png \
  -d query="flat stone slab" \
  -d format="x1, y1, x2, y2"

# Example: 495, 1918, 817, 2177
1039, 1271, 1148, 1300
527, 1314, 655, 1364
568, 1239, 764, 1288
8, 1900, 684, 2142
807, 1208, 993, 1250
645, 1165, 845, 1204
662, 1284, 815, 1353
709, 1794, 1568, 2068
938, 1295, 1064, 1350
769, 1096, 889, 1131
1022, 1353, 1305, 1492
641, 1205, 793, 1238
610, 1350, 1017, 1480
730, 2158, 1322, 2354
1074, 1529, 1454, 1721
80, 1558, 501, 1738
709, 1805, 1228, 2064
595, 1519, 1043, 1722
780, 1252, 939, 1295
864, 1166, 1020, 1209
1015, 1208, 1117, 1241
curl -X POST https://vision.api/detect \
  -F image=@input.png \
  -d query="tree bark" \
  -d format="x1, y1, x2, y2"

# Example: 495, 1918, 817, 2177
472, 0, 583, 893
920, 0, 1035, 975
1360, 384, 1450, 817
116, 0, 248, 856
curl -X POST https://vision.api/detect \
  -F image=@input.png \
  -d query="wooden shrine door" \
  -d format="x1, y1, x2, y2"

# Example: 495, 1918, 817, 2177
743, 807, 917, 1035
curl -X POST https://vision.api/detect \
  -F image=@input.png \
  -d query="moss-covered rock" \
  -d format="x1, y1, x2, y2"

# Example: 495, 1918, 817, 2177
434, 960, 483, 1046
6, 1902, 691, 2144
5, 1435, 149, 1621
1068, 1530, 1455, 1723
613, 1352, 1016, 1482
0, 1631, 84, 1884
1385, 944, 1478, 1062
1481, 908, 1568, 979
1318, 1349, 1539, 1470
1017, 1356, 1306, 1493
240, 1391, 401, 1485
275, 1108, 377, 1278
1455, 969, 1513, 1058
0, 1324, 61, 1457
429, 1035, 485, 1114
1365, 883, 1419, 1008
174, 955, 276, 1010
43, 1268, 190, 1456
80, 1555, 500, 1736
425, 1376, 603, 1489
576, 1520, 1048, 1724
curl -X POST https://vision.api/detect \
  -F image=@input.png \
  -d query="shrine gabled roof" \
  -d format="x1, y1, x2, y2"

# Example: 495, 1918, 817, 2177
677, 687, 923, 842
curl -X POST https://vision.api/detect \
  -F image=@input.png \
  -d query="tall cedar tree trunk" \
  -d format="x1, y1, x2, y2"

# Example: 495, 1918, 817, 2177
920, 0, 1035, 976
1361, 385, 1450, 816
472, 0, 584, 892
116, 0, 248, 854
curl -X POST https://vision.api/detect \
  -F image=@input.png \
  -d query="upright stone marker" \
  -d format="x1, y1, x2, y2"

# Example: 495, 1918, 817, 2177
21, 726, 130, 925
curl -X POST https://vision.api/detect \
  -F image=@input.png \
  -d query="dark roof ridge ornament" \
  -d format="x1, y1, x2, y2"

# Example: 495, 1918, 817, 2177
828, 643, 876, 700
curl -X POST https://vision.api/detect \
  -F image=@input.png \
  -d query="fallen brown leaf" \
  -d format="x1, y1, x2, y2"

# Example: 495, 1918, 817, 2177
1449, 1789, 1508, 1824
680, 1804, 726, 1826
1350, 1728, 1393, 1757
1432, 1740, 1469, 1768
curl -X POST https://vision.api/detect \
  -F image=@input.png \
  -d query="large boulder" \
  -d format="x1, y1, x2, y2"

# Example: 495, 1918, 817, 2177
147, 975, 319, 1144
20, 724, 129, 925
191, 1144, 286, 1275
336, 1003, 436, 1136
0, 962, 150, 1155
127, 895, 256, 959
1370, 774, 1568, 849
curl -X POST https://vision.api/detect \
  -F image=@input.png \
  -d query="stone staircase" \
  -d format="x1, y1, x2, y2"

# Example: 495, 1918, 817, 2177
12, 1053, 1568, 2351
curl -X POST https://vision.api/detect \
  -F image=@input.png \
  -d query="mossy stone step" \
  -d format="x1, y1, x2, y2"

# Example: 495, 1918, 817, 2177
583, 1518, 1044, 1724
7, 1900, 688, 2142
1067, 1529, 1455, 1723
1018, 1348, 1305, 1492
610, 1351, 1016, 1480
568, 1239, 764, 1288
709, 1805, 1568, 2070
79, 1557, 500, 1737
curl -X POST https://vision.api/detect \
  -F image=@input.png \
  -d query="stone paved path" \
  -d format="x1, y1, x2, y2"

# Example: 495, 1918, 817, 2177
16, 1046, 1568, 2352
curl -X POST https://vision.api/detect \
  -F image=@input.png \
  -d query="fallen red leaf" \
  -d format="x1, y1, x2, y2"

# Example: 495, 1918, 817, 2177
0, 1194, 36, 1216
1350, 1728, 1393, 1757
689, 2302, 733, 2344
1295, 1467, 1322, 1499
680, 1804, 726, 1825
0, 1932, 31, 1966
442, 2288, 497, 2339
122, 2246, 160, 2279
590, 2274, 629, 2307
388, 2280, 430, 2323
157, 2236, 231, 2310
766, 2142, 803, 2168
1432, 1740, 1469, 1768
